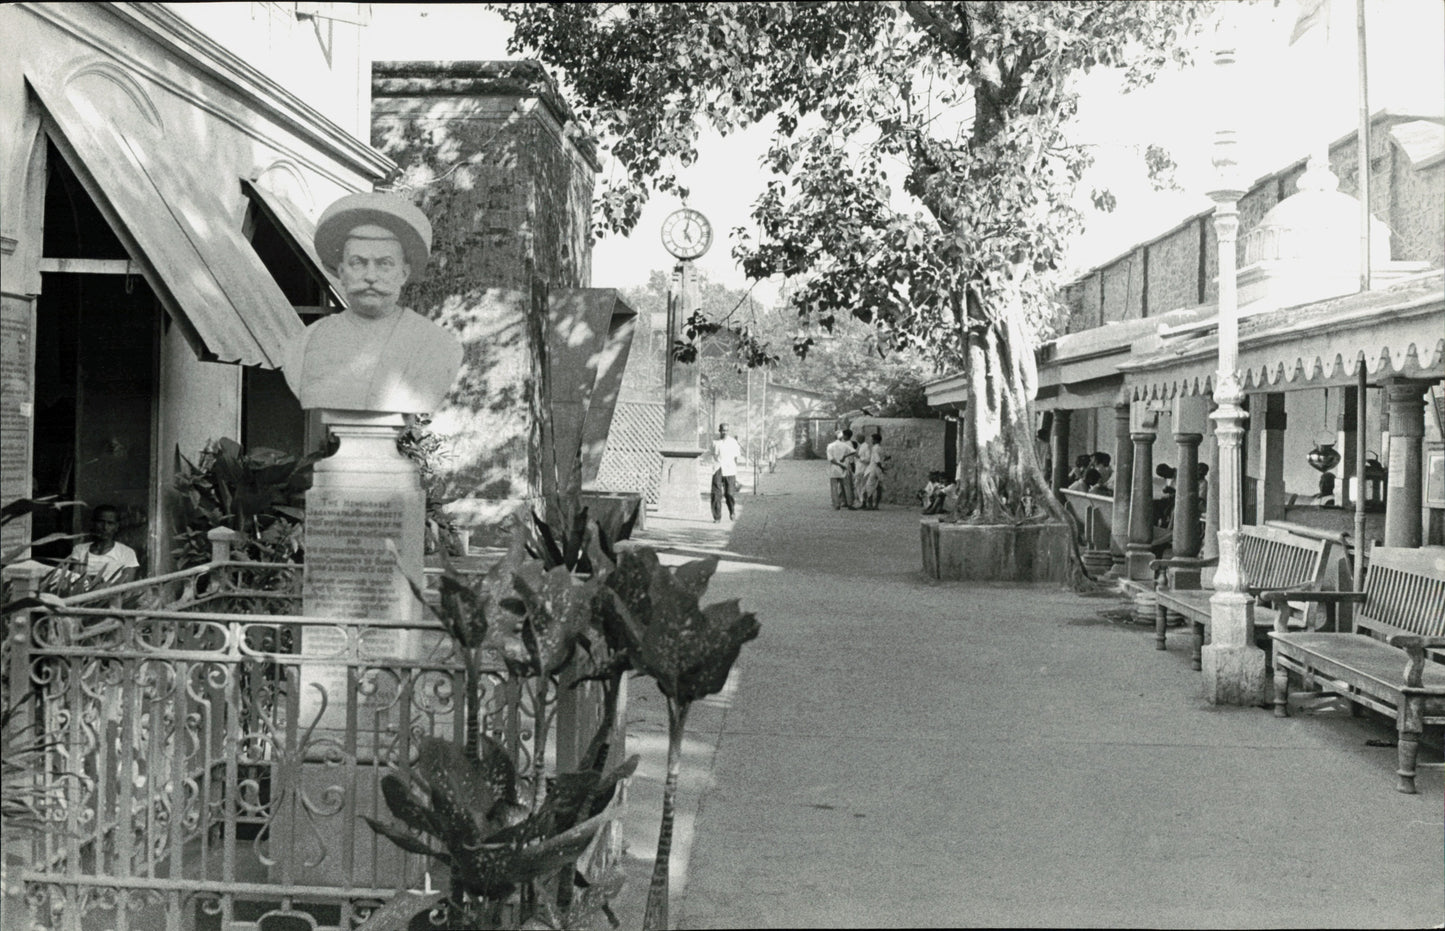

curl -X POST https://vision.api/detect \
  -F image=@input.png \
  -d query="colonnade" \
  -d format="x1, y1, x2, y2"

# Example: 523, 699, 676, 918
1046, 376, 1437, 576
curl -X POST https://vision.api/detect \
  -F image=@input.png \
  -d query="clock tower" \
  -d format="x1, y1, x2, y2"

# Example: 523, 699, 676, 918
653, 207, 714, 518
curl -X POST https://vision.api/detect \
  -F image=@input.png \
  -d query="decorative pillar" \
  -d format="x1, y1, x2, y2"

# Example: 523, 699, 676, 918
654, 262, 707, 518
1172, 433, 1204, 558
1126, 411, 1157, 581
1202, 36, 1266, 706
1108, 390, 1134, 577
1338, 386, 1359, 508
1257, 393, 1288, 523
1049, 408, 1072, 492
1383, 379, 1428, 547
1170, 393, 1211, 578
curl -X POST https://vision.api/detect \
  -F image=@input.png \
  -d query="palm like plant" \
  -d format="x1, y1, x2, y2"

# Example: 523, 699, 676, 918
598, 549, 760, 931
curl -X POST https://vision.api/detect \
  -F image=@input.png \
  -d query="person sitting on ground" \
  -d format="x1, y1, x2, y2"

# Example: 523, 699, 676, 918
921, 471, 945, 513
1315, 471, 1337, 507
66, 504, 139, 586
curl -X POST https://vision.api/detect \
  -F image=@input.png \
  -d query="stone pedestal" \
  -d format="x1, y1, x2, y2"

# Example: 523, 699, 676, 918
301, 413, 431, 725
654, 447, 707, 519
921, 520, 1072, 584
282, 411, 439, 889
1201, 590, 1267, 705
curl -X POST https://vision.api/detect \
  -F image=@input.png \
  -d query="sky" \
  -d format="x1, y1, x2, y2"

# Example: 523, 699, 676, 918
369, 1, 1445, 295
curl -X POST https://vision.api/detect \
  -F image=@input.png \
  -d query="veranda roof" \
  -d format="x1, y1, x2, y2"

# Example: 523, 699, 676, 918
1119, 272, 1445, 402
30, 74, 304, 369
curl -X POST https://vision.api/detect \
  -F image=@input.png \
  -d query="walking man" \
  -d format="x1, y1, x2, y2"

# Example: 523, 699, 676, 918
710, 422, 744, 521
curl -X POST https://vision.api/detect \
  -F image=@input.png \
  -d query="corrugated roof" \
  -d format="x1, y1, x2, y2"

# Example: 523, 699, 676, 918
31, 74, 303, 369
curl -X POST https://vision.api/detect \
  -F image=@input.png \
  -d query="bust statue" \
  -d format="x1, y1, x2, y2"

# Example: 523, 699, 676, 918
283, 193, 462, 413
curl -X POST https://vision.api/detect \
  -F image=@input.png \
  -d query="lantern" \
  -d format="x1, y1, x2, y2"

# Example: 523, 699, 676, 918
1307, 442, 1341, 473
1362, 451, 1388, 509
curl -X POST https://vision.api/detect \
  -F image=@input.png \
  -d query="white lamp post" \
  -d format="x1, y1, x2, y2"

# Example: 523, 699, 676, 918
1202, 36, 1267, 706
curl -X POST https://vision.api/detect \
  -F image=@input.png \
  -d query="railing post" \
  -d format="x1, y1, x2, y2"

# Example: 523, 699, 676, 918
208, 526, 243, 564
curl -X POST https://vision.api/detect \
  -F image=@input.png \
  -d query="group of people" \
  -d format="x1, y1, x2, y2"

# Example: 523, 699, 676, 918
825, 427, 887, 510
1064, 452, 1115, 496
920, 471, 958, 515
1151, 462, 1210, 529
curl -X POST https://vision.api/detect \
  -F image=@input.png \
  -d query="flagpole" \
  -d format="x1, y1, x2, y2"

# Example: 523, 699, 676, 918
1355, 0, 1372, 292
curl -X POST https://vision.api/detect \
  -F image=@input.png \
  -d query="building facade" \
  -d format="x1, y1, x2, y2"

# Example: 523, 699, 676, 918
1, 2, 390, 570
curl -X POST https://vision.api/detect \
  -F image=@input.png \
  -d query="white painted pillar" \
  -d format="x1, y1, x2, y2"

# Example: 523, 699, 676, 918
1203, 36, 1266, 706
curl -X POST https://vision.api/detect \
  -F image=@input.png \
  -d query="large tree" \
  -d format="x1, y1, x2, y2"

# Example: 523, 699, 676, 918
503, 1, 1213, 523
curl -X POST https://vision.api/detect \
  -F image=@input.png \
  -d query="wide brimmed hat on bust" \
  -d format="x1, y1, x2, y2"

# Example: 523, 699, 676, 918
314, 192, 432, 280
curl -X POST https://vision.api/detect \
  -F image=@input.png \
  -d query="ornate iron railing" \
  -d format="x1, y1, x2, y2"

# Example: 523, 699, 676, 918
4, 546, 621, 931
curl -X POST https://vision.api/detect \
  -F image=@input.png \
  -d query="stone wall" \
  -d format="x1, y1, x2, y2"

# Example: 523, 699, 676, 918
845, 416, 946, 507
372, 61, 599, 542
1059, 113, 1445, 324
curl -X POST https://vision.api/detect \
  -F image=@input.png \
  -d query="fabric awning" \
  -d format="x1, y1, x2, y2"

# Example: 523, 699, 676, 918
1120, 273, 1445, 401
30, 75, 303, 369
240, 178, 346, 308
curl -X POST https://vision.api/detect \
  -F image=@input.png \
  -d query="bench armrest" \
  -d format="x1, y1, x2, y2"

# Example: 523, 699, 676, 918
1258, 590, 1365, 608
1387, 634, 1445, 689
1149, 556, 1219, 572
1259, 587, 1363, 632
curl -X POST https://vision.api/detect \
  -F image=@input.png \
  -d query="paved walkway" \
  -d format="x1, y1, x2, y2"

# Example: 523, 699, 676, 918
614, 459, 1443, 929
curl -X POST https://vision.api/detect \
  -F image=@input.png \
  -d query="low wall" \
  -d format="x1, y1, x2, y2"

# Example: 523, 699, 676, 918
847, 417, 946, 506
921, 519, 1072, 584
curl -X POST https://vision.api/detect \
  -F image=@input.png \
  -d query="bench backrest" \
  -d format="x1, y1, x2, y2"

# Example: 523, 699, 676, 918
1239, 524, 1332, 590
1239, 524, 1338, 628
1355, 546, 1445, 639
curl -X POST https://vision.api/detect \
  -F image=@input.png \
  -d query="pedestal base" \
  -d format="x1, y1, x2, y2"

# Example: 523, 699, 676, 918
654, 448, 707, 519
1125, 544, 1154, 581
1201, 643, 1267, 705
1202, 589, 1266, 705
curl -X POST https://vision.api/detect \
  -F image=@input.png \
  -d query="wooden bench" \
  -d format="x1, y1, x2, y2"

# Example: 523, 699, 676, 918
1150, 522, 1346, 667
1059, 488, 1116, 575
1262, 546, 1445, 794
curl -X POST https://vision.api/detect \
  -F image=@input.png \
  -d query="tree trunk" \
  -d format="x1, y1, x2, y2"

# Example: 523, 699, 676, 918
950, 287, 1063, 527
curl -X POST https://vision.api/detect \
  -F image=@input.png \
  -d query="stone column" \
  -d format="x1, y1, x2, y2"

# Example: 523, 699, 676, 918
654, 262, 707, 518
1126, 413, 1157, 581
1201, 402, 1220, 561
1202, 36, 1266, 706
1049, 408, 1072, 492
1171, 433, 1204, 559
1383, 379, 1428, 547
1108, 390, 1133, 577
1338, 387, 1358, 508
1257, 393, 1288, 523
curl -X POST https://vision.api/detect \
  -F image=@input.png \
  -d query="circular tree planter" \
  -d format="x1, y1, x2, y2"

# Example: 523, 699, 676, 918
920, 518, 1072, 584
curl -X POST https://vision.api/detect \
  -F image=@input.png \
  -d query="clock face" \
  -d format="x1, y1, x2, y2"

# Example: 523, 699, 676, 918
661, 208, 713, 260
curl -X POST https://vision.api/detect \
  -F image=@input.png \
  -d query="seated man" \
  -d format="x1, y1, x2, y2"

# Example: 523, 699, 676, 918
67, 504, 139, 586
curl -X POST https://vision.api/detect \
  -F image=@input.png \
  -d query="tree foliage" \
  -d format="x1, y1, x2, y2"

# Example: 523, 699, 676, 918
505, 1, 1214, 523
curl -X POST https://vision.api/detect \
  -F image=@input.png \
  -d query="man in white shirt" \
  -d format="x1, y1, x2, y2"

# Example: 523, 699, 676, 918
710, 422, 744, 521
67, 504, 140, 585
824, 429, 854, 510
